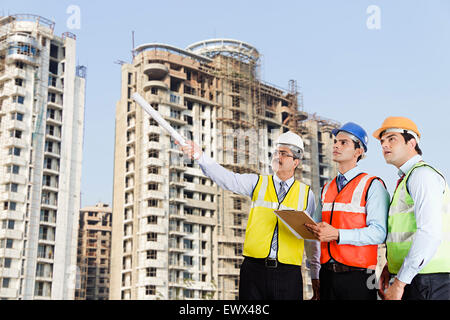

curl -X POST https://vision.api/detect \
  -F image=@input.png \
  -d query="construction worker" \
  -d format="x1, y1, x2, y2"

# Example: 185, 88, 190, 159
177, 131, 320, 300
305, 122, 389, 300
374, 117, 450, 300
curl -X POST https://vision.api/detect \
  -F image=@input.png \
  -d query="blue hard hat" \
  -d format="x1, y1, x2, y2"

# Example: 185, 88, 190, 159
332, 122, 368, 152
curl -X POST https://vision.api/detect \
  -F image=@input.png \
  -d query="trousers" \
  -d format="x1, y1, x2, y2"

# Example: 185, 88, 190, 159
239, 257, 303, 300
319, 266, 377, 300
402, 273, 450, 300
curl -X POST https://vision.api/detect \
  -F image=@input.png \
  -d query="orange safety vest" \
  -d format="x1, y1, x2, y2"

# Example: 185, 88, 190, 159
320, 173, 383, 269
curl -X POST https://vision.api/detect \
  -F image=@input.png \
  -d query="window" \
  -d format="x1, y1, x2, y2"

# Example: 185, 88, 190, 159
183, 223, 193, 233
183, 256, 193, 267
146, 250, 157, 260
11, 112, 24, 121
48, 76, 57, 87
10, 130, 22, 139
5, 183, 18, 193
147, 183, 158, 191
145, 285, 156, 295
15, 78, 23, 86
146, 267, 156, 277
148, 149, 159, 158
7, 165, 20, 174
13, 95, 24, 104
2, 220, 14, 230
4, 201, 17, 211
148, 166, 159, 175
147, 232, 157, 242
147, 199, 158, 208
9, 147, 21, 156
147, 216, 157, 224
6, 239, 13, 249
0, 258, 11, 268
1, 278, 10, 288
183, 239, 193, 249
148, 133, 159, 142
49, 60, 58, 74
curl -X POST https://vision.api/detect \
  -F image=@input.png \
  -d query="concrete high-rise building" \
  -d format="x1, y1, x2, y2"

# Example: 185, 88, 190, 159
0, 14, 85, 299
75, 203, 112, 300
111, 39, 339, 300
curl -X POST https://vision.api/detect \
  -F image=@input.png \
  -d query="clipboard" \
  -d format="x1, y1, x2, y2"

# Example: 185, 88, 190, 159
274, 210, 318, 240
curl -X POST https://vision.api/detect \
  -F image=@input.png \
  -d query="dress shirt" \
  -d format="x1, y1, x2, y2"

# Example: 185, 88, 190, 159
312, 166, 390, 247
395, 155, 445, 284
198, 153, 321, 279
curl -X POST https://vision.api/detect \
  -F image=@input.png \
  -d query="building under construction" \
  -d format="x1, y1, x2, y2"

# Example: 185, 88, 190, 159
75, 203, 112, 300
0, 14, 85, 299
111, 39, 339, 300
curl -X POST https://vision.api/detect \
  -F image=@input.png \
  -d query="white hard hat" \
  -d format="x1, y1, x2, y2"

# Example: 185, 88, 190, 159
275, 131, 304, 153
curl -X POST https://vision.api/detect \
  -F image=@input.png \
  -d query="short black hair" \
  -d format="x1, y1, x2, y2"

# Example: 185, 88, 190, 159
379, 130, 422, 155
352, 140, 363, 162
401, 132, 422, 155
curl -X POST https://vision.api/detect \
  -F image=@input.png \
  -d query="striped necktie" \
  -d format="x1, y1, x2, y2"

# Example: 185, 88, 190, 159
278, 181, 288, 202
270, 181, 288, 258
337, 174, 347, 192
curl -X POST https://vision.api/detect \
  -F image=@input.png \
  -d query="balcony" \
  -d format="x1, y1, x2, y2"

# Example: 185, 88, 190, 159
144, 63, 168, 79
143, 80, 169, 92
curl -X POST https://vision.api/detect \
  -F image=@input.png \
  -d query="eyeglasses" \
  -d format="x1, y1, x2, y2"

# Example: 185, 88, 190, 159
273, 150, 295, 158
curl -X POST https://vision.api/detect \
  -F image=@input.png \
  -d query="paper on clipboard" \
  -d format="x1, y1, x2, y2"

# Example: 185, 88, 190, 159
274, 210, 318, 240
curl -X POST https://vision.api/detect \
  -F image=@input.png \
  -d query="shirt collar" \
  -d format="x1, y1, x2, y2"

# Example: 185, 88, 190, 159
338, 166, 362, 182
273, 174, 295, 188
398, 155, 423, 177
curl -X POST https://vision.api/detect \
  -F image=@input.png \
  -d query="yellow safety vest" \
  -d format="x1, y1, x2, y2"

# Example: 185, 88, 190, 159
243, 175, 310, 266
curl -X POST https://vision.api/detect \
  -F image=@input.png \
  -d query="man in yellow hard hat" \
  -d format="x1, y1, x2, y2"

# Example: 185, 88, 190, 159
374, 117, 450, 300
177, 131, 320, 300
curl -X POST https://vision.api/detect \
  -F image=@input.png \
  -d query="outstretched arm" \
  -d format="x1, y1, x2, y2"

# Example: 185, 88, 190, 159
178, 140, 259, 197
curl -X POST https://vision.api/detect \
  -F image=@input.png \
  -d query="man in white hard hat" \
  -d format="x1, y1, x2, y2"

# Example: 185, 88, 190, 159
177, 131, 320, 300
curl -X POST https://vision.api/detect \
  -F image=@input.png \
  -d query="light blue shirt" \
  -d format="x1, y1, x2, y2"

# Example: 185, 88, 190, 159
198, 153, 321, 279
312, 166, 390, 249
395, 155, 446, 284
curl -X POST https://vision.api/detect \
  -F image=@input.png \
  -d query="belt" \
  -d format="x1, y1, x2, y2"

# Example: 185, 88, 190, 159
322, 262, 367, 273
245, 257, 280, 268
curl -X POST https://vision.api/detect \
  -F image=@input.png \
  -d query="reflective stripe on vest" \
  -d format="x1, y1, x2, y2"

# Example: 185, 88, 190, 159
387, 162, 450, 274
320, 173, 381, 269
243, 175, 310, 266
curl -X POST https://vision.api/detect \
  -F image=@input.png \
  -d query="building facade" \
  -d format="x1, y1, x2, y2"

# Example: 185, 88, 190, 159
111, 39, 339, 300
75, 203, 112, 300
0, 14, 85, 299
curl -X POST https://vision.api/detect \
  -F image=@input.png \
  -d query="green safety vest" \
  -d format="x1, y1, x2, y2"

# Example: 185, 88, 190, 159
387, 161, 450, 274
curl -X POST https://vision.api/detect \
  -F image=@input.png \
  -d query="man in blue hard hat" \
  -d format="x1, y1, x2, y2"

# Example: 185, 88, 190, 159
306, 122, 390, 300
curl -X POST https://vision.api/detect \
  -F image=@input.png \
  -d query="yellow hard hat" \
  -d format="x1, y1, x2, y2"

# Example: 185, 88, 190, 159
372, 117, 421, 141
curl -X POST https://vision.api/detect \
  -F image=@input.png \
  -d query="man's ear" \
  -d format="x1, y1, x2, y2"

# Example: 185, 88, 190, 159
355, 147, 363, 159
407, 138, 417, 150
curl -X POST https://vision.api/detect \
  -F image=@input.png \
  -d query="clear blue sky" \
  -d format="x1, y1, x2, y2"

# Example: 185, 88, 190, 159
2, 0, 450, 207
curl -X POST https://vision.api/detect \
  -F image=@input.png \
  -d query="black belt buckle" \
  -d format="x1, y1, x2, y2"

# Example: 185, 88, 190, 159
330, 263, 339, 272
265, 258, 278, 268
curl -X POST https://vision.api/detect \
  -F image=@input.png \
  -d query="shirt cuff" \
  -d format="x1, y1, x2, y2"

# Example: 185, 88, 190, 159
337, 229, 350, 244
198, 153, 213, 166
309, 266, 320, 280
396, 265, 417, 285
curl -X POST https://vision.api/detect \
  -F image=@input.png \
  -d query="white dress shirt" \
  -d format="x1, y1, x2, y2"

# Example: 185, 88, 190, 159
395, 155, 446, 284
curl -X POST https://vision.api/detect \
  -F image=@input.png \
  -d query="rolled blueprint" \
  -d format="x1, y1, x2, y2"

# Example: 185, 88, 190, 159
132, 92, 199, 159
